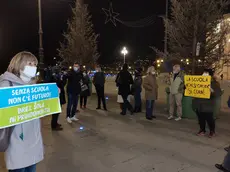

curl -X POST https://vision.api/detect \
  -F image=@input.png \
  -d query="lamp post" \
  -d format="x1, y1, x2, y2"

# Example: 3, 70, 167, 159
121, 47, 128, 64
38, 0, 44, 69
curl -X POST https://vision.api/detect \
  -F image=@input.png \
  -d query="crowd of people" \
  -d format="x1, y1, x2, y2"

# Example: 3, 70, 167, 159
0, 51, 229, 172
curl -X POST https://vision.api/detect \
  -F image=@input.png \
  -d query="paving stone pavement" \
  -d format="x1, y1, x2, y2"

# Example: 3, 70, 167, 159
0, 95, 229, 172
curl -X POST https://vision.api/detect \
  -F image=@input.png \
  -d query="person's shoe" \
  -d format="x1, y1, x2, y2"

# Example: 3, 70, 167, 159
57, 123, 62, 127
209, 132, 216, 138
168, 115, 174, 120
71, 116, 79, 122
120, 112, 126, 115
52, 126, 63, 131
84, 106, 87, 109
224, 146, 230, 152
146, 117, 153, 121
76, 109, 80, 113
175, 117, 182, 121
152, 115, 156, 118
197, 131, 205, 136
215, 164, 230, 172
104, 107, 108, 111
96, 107, 101, 110
80, 106, 83, 109
67, 117, 72, 124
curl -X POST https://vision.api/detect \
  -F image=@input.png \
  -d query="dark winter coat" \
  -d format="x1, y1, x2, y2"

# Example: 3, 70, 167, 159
132, 75, 142, 93
93, 72, 105, 87
192, 79, 222, 113
66, 70, 83, 95
116, 70, 134, 96
52, 72, 67, 105
80, 75, 90, 97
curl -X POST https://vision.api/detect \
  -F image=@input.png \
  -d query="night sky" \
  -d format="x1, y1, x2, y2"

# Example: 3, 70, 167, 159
0, 0, 166, 72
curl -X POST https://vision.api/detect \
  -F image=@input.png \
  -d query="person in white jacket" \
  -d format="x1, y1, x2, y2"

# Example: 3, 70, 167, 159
0, 51, 44, 172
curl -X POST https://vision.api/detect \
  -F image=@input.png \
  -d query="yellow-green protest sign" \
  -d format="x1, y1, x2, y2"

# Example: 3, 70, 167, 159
184, 75, 211, 99
0, 83, 61, 129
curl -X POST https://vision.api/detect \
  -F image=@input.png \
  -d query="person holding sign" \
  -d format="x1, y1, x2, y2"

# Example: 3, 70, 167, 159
192, 69, 221, 138
0, 52, 43, 172
168, 62, 184, 121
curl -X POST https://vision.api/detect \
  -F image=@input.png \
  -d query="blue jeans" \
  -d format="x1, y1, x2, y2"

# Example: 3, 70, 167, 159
146, 100, 155, 118
67, 93, 79, 118
9, 164, 36, 172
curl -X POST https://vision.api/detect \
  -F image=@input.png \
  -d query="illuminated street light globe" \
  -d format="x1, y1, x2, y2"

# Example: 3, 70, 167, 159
121, 47, 128, 56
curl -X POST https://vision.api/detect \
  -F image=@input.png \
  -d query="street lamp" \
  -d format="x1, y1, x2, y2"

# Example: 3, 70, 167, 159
121, 47, 128, 64
38, 0, 44, 67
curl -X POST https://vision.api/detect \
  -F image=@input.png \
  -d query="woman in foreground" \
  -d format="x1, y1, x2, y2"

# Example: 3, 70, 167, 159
0, 52, 44, 172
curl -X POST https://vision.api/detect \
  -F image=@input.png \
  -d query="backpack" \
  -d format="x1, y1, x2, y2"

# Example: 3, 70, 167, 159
0, 81, 15, 152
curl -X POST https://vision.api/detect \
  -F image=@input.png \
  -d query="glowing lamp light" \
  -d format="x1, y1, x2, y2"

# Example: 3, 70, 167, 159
79, 126, 84, 130
161, 59, 164, 62
157, 64, 161, 67
69, 66, 72, 69
157, 60, 160, 63
186, 59, 189, 62
181, 59, 183, 62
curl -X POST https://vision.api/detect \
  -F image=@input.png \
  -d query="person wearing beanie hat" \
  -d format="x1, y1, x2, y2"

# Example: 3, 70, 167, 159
192, 68, 221, 138
168, 63, 184, 121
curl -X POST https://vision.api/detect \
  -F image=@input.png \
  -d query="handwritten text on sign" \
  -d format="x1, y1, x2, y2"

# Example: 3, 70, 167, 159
0, 83, 61, 129
184, 75, 211, 99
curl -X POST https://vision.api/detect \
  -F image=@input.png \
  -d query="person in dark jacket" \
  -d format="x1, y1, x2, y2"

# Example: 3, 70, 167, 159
66, 62, 83, 124
80, 70, 90, 109
116, 63, 134, 115
192, 69, 221, 138
132, 67, 142, 113
51, 69, 67, 130
93, 67, 107, 110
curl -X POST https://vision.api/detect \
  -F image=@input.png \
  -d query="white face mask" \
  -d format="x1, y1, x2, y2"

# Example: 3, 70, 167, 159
202, 73, 209, 76
20, 66, 37, 83
74, 67, 79, 72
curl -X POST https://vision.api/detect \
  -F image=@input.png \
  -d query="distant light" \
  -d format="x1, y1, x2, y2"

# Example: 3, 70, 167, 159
187, 62, 190, 65
83, 65, 86, 68
69, 66, 72, 69
129, 66, 131, 69
198, 59, 201, 62
186, 59, 189, 62
161, 59, 164, 62
157, 60, 160, 63
157, 64, 160, 67
79, 126, 84, 130
54, 57, 56, 60
106, 96, 109, 100
181, 59, 184, 62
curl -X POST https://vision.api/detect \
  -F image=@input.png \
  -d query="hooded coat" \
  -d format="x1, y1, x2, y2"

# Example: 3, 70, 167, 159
0, 72, 44, 170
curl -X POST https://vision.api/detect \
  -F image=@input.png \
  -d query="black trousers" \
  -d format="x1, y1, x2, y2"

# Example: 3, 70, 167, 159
51, 113, 60, 129
121, 94, 133, 114
80, 96, 88, 107
196, 111, 215, 133
95, 85, 106, 109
